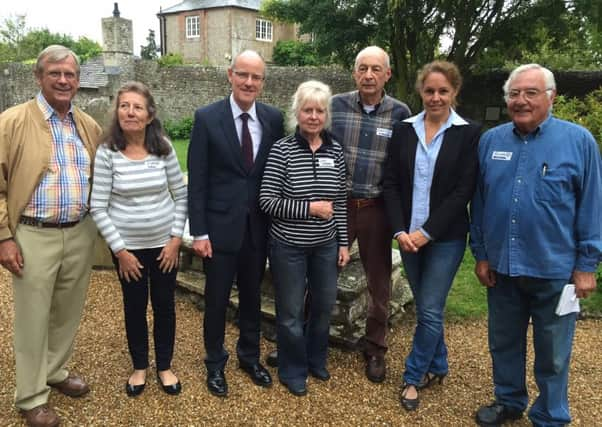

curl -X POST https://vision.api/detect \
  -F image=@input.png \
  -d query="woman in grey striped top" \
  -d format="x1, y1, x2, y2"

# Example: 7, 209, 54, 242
259, 80, 350, 397
90, 82, 187, 398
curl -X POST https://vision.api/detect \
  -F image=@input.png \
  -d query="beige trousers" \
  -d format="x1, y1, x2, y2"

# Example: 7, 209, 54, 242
12, 215, 96, 410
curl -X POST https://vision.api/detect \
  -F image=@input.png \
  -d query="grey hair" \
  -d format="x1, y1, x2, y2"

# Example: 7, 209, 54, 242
288, 80, 332, 132
35, 45, 80, 76
354, 46, 390, 70
503, 63, 556, 102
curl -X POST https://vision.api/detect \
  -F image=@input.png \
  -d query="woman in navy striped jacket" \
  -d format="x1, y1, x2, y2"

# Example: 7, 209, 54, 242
259, 80, 350, 397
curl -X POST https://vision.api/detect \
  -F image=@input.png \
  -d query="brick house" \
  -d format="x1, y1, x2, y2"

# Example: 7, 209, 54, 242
157, 0, 297, 65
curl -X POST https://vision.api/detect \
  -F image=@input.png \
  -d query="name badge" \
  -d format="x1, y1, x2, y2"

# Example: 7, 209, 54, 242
318, 158, 335, 167
145, 160, 163, 169
376, 127, 393, 138
491, 151, 513, 161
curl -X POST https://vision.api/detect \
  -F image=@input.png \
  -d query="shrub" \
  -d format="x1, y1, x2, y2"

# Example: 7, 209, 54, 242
164, 116, 193, 140
272, 40, 320, 66
158, 52, 184, 67
554, 87, 602, 152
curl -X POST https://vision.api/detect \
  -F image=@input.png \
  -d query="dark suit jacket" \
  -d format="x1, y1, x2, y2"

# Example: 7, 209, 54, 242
383, 118, 481, 242
187, 98, 284, 252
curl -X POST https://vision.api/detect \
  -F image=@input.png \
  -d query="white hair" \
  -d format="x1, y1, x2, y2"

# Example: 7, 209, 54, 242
503, 63, 556, 102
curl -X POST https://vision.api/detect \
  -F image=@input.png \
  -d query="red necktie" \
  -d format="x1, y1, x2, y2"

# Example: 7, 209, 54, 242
240, 113, 254, 170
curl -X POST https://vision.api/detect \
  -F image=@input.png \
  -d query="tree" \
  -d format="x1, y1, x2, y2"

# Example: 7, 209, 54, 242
0, 15, 102, 63
261, 0, 599, 107
0, 14, 27, 61
140, 29, 158, 60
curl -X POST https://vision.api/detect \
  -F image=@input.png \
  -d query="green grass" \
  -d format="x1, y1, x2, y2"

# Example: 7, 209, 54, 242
445, 248, 488, 320
172, 139, 189, 172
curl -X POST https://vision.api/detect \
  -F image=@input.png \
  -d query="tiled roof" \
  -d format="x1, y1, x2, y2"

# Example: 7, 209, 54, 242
79, 57, 109, 89
159, 0, 261, 15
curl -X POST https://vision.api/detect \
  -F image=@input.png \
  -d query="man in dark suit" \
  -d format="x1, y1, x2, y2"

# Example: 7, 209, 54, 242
187, 50, 285, 397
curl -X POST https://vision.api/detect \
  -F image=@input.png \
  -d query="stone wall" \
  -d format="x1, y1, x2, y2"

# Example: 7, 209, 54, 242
0, 60, 355, 127
176, 237, 413, 348
2, 61, 601, 130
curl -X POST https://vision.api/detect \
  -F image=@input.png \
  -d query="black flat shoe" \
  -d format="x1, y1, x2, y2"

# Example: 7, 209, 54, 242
309, 367, 330, 381
279, 379, 307, 397
125, 381, 145, 397
416, 372, 447, 390
475, 402, 523, 426
207, 370, 227, 397
400, 383, 419, 411
157, 372, 182, 395
239, 363, 272, 387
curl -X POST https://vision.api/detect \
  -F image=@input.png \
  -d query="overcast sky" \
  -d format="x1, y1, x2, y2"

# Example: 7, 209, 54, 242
1, 0, 180, 55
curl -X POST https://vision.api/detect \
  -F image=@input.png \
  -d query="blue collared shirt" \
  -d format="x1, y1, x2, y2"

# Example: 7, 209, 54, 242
405, 109, 468, 237
470, 114, 602, 279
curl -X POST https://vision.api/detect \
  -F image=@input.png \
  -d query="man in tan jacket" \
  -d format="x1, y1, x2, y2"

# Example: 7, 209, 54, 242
0, 45, 101, 427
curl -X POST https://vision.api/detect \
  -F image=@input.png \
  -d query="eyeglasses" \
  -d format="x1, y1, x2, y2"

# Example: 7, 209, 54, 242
232, 70, 264, 82
506, 88, 552, 100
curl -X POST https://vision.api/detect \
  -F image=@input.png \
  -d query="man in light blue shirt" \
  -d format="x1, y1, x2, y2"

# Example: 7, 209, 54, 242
471, 64, 601, 427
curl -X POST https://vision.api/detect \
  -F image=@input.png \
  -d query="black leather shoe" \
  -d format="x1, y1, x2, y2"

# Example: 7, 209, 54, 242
476, 402, 523, 426
266, 350, 278, 368
279, 379, 307, 396
309, 367, 330, 381
207, 370, 228, 397
400, 383, 419, 411
157, 372, 182, 395
239, 363, 272, 387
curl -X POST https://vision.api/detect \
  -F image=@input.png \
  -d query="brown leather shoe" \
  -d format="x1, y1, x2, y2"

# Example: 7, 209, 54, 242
48, 374, 90, 397
20, 404, 60, 427
365, 355, 386, 383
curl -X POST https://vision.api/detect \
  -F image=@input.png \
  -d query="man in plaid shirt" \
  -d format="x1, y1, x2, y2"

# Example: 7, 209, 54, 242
330, 46, 411, 383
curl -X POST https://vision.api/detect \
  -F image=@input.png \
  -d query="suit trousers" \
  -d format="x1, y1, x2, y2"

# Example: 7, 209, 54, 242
112, 247, 177, 372
202, 220, 267, 371
12, 215, 96, 410
347, 199, 392, 357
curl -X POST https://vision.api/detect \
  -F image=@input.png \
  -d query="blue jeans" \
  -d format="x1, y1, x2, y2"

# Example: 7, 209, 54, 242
401, 240, 466, 385
488, 274, 576, 427
269, 237, 338, 387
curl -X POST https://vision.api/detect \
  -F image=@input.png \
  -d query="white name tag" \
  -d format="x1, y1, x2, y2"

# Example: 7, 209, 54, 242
491, 151, 513, 161
318, 158, 335, 167
145, 160, 163, 169
376, 127, 392, 138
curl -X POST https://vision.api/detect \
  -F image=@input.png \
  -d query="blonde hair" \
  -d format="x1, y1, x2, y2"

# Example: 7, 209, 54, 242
287, 80, 332, 132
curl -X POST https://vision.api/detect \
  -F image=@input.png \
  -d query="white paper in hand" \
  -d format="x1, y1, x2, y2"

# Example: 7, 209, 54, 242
555, 284, 580, 316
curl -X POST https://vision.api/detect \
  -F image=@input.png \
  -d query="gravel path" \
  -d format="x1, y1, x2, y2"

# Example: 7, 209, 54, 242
0, 268, 600, 426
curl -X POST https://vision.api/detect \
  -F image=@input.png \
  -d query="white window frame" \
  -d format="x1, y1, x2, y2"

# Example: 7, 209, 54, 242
255, 18, 273, 42
186, 15, 200, 38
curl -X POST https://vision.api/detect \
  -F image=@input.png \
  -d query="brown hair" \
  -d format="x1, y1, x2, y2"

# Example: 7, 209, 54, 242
415, 60, 462, 106
103, 81, 171, 157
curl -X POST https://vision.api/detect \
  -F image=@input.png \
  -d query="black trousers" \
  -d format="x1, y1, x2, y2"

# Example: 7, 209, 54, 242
202, 223, 267, 372
112, 247, 177, 371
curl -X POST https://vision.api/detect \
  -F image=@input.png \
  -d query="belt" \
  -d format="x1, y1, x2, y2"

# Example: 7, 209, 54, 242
349, 198, 382, 209
19, 215, 85, 229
